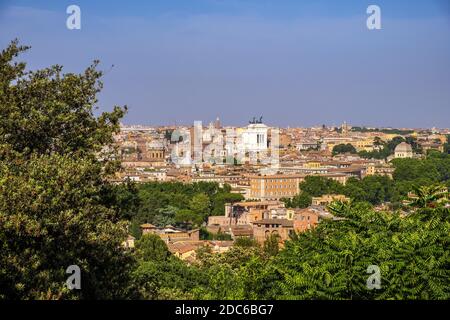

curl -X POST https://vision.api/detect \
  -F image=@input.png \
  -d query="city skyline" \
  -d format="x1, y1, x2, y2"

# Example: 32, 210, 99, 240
1, 0, 449, 128
120, 118, 449, 130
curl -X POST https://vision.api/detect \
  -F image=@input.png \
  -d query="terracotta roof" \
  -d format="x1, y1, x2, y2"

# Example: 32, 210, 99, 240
248, 174, 306, 179
209, 241, 234, 247
293, 208, 321, 216
230, 225, 254, 236
168, 241, 206, 254
234, 200, 282, 207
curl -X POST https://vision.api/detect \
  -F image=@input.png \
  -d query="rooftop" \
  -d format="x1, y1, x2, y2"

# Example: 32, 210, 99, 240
395, 142, 413, 152
252, 219, 293, 227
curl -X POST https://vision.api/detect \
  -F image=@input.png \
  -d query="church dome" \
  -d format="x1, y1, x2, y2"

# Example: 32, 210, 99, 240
395, 142, 412, 153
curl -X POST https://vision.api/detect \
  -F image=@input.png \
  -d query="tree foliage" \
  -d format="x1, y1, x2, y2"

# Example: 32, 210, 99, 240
0, 40, 133, 299
332, 143, 357, 156
129, 182, 243, 234
191, 199, 449, 300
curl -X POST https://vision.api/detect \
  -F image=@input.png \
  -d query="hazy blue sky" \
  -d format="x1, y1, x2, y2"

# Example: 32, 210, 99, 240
0, 0, 449, 127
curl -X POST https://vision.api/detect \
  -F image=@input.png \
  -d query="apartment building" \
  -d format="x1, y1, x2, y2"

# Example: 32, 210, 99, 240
207, 200, 285, 226
252, 219, 294, 244
249, 174, 304, 200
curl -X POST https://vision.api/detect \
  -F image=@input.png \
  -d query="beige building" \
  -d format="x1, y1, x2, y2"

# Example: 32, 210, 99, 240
168, 240, 234, 261
311, 194, 350, 206
321, 172, 351, 185
208, 200, 285, 226
365, 163, 395, 178
252, 219, 294, 245
249, 174, 304, 200
394, 142, 413, 159
119, 138, 166, 168
140, 224, 200, 244
122, 235, 136, 249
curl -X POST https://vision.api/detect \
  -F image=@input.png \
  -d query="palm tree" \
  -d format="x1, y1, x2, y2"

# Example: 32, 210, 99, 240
407, 184, 448, 209
327, 200, 353, 218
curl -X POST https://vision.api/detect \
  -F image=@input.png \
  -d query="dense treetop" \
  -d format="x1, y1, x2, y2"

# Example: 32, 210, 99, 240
0, 40, 133, 299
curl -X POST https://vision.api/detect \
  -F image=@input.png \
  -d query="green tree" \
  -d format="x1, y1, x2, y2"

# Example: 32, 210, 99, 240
263, 234, 281, 257
270, 200, 450, 299
211, 193, 244, 215
101, 180, 141, 221
444, 135, 450, 154
406, 184, 448, 209
125, 181, 237, 230
132, 235, 203, 300
175, 209, 203, 228
234, 237, 260, 248
189, 193, 211, 215
0, 40, 134, 299
135, 234, 171, 262
0, 40, 125, 161
299, 176, 343, 197
291, 192, 312, 208
405, 136, 423, 154
199, 227, 232, 240
332, 143, 357, 156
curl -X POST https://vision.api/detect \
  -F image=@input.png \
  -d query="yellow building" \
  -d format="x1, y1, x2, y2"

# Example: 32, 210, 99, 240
352, 138, 375, 152
380, 133, 399, 141
366, 164, 376, 176
304, 161, 321, 169
365, 163, 395, 178
312, 194, 350, 206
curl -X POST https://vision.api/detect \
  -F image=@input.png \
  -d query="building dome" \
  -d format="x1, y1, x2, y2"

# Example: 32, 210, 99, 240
395, 142, 412, 153
394, 142, 413, 159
